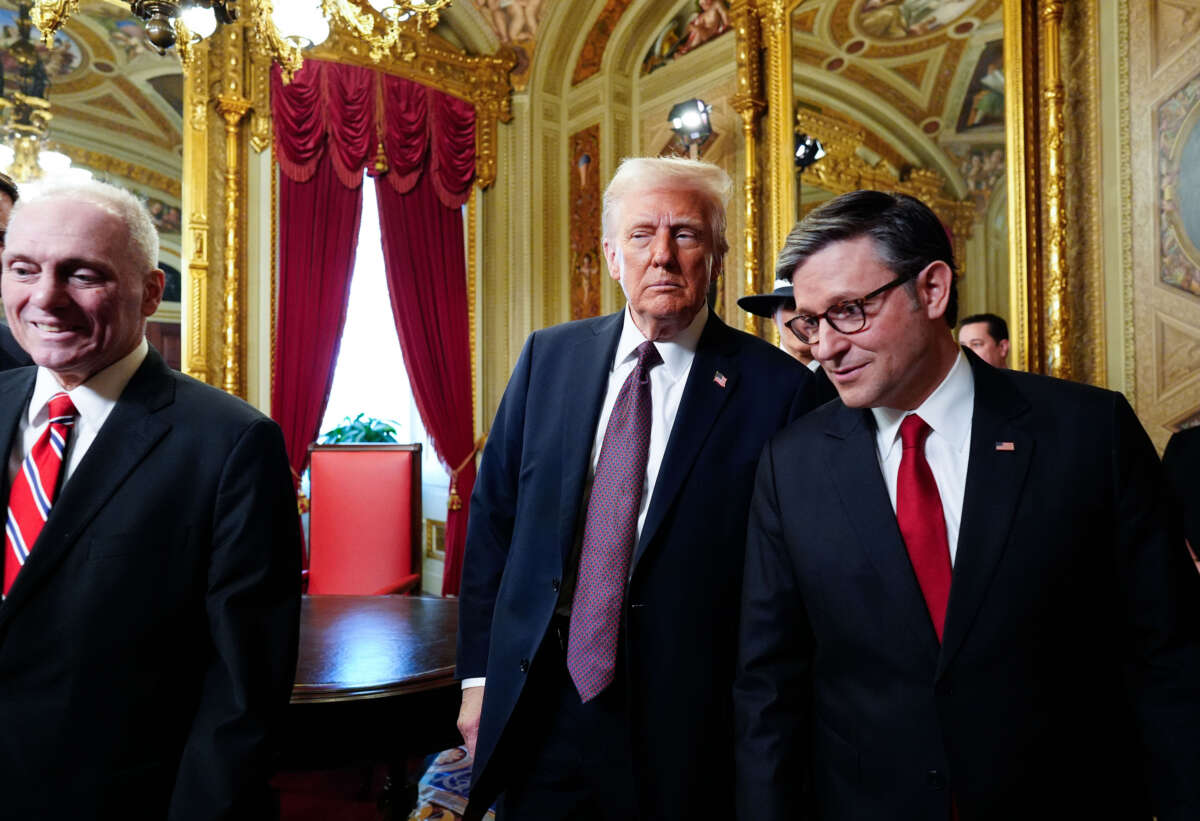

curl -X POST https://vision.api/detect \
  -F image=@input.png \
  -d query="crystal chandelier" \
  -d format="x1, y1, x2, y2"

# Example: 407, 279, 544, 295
0, 2, 89, 183
31, 1, 453, 73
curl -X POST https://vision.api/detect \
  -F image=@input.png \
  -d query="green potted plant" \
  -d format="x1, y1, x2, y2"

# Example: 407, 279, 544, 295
318, 413, 400, 444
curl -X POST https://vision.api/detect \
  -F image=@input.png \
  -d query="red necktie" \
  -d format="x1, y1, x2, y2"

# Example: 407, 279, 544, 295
5, 392, 78, 595
896, 414, 953, 641
567, 340, 661, 702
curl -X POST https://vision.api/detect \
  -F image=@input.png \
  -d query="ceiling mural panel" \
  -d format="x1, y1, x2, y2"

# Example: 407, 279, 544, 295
572, 0, 635, 85
470, 0, 549, 90
0, 0, 183, 188
641, 0, 732, 76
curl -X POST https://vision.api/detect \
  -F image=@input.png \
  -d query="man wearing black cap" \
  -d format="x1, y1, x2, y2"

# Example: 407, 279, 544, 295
0, 172, 32, 371
739, 280, 838, 404
737, 279, 814, 367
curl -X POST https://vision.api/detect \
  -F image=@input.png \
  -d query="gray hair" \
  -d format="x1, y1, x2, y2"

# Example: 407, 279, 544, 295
774, 190, 959, 327
10, 178, 159, 275
602, 156, 732, 258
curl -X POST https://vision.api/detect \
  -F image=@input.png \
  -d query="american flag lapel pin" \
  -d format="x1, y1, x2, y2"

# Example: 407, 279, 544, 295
995, 441, 1015, 452
713, 371, 727, 388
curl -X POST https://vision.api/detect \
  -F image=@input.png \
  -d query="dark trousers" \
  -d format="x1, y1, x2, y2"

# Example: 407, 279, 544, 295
497, 617, 638, 821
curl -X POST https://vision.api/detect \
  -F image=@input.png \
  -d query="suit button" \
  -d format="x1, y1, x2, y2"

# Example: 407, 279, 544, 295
927, 770, 946, 790
519, 658, 530, 673
551, 578, 561, 592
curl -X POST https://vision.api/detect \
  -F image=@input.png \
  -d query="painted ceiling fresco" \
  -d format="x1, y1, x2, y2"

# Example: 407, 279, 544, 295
790, 0, 1004, 201
0, 0, 182, 198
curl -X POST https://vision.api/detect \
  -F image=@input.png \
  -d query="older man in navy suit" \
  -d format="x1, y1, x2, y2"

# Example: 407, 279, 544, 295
457, 157, 815, 820
0, 179, 299, 818
736, 190, 1200, 821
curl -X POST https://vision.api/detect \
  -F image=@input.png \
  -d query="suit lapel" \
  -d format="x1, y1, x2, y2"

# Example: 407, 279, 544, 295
0, 369, 36, 509
827, 404, 942, 657
0, 351, 174, 626
556, 313, 623, 564
938, 358, 1033, 678
632, 314, 737, 573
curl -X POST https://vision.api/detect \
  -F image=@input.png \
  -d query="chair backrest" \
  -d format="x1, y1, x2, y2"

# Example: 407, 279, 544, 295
307, 443, 423, 595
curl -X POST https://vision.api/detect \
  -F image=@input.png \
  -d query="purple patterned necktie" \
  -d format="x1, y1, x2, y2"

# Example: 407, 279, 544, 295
567, 340, 661, 702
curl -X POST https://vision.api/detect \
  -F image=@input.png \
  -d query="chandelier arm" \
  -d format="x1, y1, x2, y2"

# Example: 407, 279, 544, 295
31, 0, 80, 45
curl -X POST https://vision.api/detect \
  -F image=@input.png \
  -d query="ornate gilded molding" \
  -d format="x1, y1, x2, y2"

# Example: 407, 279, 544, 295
468, 185, 478, 435
52, 144, 181, 198
1040, 1, 1069, 380
1119, 0, 1133, 400
730, 0, 767, 338
308, 26, 515, 188
1004, 0, 1038, 373
217, 94, 252, 398
182, 37, 212, 385
761, 0, 794, 265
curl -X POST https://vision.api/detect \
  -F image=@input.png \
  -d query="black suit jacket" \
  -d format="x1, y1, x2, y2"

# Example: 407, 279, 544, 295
0, 323, 31, 371
1163, 426, 1200, 554
0, 349, 301, 820
457, 311, 815, 820
736, 353, 1200, 821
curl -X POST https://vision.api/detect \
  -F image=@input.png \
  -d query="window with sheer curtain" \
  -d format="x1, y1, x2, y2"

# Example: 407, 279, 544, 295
319, 175, 449, 502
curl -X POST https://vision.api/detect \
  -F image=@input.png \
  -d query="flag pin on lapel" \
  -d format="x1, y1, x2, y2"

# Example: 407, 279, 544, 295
995, 441, 1015, 451
713, 371, 727, 388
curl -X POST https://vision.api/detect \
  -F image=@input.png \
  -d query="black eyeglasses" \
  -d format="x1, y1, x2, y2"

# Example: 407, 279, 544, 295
784, 273, 915, 344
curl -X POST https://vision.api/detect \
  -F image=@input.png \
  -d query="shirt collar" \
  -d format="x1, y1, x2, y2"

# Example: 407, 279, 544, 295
871, 349, 974, 462
28, 338, 149, 426
615, 303, 708, 379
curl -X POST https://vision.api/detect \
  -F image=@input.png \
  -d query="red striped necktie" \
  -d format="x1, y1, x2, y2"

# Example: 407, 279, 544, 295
4, 392, 78, 596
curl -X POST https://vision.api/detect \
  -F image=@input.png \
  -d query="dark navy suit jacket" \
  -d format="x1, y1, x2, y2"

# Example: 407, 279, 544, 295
457, 310, 815, 820
0, 323, 31, 371
736, 352, 1200, 820
0, 349, 301, 819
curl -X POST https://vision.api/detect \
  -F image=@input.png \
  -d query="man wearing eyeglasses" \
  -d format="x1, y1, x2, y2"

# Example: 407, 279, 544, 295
734, 190, 1200, 821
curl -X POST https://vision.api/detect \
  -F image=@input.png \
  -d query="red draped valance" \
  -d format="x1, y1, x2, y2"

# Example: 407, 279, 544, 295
271, 60, 476, 208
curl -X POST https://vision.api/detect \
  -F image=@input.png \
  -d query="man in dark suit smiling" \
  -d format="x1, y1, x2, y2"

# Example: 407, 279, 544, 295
457, 157, 814, 820
0, 179, 300, 818
735, 190, 1200, 821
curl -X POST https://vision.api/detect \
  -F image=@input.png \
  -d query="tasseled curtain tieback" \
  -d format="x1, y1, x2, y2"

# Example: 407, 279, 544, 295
448, 434, 488, 511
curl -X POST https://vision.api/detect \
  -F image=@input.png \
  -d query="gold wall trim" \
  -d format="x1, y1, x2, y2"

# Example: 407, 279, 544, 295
1040, 1, 1069, 380
53, 144, 181, 199
763, 0, 794, 268
1119, 0, 1134, 401
182, 38, 212, 384
217, 94, 252, 398
731, 0, 767, 340
468, 185, 479, 438
1005, 0, 1037, 373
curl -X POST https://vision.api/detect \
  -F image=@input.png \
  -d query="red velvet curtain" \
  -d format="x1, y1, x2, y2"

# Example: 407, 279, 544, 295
271, 60, 477, 595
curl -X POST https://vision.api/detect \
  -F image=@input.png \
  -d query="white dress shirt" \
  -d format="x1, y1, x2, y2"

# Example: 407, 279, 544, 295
7, 339, 149, 490
461, 306, 707, 690
870, 351, 974, 564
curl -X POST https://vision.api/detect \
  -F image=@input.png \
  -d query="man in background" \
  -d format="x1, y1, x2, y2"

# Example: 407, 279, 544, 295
457, 157, 814, 820
957, 311, 1009, 368
0, 179, 300, 817
738, 279, 815, 366
0, 171, 31, 371
737, 190, 1200, 820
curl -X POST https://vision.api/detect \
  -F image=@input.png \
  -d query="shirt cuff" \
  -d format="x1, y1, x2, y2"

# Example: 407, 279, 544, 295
461, 677, 486, 689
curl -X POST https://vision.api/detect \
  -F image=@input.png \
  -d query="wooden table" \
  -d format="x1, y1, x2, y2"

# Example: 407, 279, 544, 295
292, 594, 459, 703
282, 595, 463, 768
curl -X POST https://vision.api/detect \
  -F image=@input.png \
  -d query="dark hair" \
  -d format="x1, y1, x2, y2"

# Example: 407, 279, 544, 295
959, 312, 1008, 343
0, 172, 17, 204
775, 190, 959, 327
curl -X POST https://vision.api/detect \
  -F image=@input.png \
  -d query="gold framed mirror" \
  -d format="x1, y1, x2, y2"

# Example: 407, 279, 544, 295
744, 0, 1067, 377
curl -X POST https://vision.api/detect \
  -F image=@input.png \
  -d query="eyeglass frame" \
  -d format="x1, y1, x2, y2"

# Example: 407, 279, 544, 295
784, 271, 917, 344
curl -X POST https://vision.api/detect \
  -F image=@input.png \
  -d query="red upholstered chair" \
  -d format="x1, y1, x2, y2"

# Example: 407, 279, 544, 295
306, 443, 423, 595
